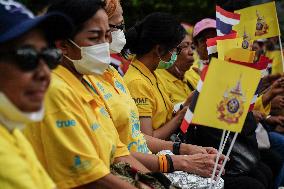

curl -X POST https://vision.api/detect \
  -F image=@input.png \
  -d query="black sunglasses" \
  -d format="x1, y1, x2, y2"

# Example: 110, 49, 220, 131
0, 45, 62, 71
109, 23, 125, 31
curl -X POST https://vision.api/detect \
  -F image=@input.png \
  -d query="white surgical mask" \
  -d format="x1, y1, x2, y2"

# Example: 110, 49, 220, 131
110, 30, 126, 54
0, 92, 44, 131
66, 40, 111, 75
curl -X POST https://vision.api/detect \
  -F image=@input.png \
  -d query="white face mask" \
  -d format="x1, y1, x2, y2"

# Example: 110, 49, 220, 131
110, 30, 126, 54
66, 40, 111, 75
0, 92, 44, 131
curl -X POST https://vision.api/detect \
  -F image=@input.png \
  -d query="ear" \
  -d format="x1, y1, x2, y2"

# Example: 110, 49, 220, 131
55, 40, 69, 55
154, 44, 163, 57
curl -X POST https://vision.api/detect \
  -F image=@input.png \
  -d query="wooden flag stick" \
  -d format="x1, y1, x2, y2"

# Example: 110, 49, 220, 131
213, 132, 238, 189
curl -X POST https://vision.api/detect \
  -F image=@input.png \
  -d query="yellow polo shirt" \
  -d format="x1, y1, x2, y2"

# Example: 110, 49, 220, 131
24, 65, 129, 189
124, 58, 174, 130
85, 67, 150, 154
155, 69, 193, 105
254, 95, 271, 116
184, 53, 200, 89
0, 125, 55, 189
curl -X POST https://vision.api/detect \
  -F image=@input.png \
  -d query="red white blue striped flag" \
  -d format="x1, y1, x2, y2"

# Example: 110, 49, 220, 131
216, 6, 240, 36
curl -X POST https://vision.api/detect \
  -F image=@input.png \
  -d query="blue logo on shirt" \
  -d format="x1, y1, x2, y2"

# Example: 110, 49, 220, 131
96, 82, 113, 100
128, 139, 150, 154
115, 80, 126, 94
56, 120, 76, 128
91, 123, 100, 131
130, 111, 140, 138
100, 107, 110, 117
74, 155, 81, 166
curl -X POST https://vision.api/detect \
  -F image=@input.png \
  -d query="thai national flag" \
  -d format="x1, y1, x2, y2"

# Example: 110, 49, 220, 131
180, 66, 209, 133
216, 6, 240, 36
206, 32, 237, 55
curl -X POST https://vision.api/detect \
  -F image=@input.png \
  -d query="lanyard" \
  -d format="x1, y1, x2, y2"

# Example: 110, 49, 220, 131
82, 78, 99, 96
130, 64, 168, 111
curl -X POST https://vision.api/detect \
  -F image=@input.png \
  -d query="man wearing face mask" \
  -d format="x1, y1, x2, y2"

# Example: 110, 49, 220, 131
0, 0, 73, 188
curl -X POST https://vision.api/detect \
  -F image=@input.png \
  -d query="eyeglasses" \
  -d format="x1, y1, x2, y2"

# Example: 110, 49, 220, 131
176, 43, 195, 55
109, 23, 125, 31
0, 45, 62, 71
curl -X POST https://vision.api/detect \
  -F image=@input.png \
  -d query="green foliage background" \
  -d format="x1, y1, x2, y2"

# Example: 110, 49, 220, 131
19, 0, 284, 40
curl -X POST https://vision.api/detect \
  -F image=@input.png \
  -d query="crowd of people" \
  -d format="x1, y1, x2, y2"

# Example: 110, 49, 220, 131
0, 0, 284, 188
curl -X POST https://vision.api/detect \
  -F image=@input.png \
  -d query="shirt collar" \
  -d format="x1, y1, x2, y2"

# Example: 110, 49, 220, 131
131, 58, 157, 85
53, 65, 93, 102
160, 69, 179, 82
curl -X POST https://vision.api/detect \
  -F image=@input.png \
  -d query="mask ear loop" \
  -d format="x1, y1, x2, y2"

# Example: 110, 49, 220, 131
68, 39, 82, 50
64, 39, 83, 62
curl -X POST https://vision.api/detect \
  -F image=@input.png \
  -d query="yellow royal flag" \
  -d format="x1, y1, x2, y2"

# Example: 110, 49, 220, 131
266, 50, 284, 74
192, 58, 261, 133
234, 1, 280, 40
224, 48, 256, 63
217, 38, 242, 60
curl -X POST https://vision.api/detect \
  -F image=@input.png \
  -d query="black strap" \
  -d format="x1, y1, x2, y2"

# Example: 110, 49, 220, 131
130, 64, 168, 111
186, 81, 195, 91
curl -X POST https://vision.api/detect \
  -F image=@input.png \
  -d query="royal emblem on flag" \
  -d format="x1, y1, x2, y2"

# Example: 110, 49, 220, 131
217, 78, 246, 124
241, 29, 250, 49
255, 10, 269, 36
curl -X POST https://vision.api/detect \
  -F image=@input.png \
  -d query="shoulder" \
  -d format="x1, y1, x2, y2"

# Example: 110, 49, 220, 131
45, 74, 83, 114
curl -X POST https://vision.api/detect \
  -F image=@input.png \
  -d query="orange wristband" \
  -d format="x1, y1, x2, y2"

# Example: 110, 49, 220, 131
162, 155, 168, 172
158, 155, 164, 172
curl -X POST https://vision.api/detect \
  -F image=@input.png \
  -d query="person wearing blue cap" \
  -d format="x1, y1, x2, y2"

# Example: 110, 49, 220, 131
0, 0, 73, 188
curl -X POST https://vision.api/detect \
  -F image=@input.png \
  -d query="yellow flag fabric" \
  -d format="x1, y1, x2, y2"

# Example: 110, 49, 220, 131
217, 38, 243, 60
192, 58, 261, 133
234, 1, 280, 40
224, 48, 256, 63
266, 50, 284, 74
233, 19, 256, 50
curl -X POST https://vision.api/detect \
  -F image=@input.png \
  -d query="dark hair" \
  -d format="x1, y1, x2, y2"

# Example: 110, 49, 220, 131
48, 0, 105, 37
124, 12, 186, 57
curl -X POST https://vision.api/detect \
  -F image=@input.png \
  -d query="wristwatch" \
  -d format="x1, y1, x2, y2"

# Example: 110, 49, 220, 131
173, 141, 182, 155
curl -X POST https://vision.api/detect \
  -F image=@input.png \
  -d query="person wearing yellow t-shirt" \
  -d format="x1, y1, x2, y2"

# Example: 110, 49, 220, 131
184, 53, 200, 90
155, 34, 196, 105
123, 13, 193, 141
24, 1, 148, 189
0, 1, 73, 188
83, 2, 225, 178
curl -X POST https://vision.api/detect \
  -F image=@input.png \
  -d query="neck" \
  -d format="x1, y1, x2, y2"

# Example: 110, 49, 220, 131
167, 65, 184, 80
137, 54, 158, 73
61, 57, 83, 81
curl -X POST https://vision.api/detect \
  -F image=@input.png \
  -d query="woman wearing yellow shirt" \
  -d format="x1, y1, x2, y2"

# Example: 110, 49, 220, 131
83, 0, 225, 178
24, 1, 148, 189
0, 1, 73, 188
123, 13, 190, 140
155, 34, 196, 105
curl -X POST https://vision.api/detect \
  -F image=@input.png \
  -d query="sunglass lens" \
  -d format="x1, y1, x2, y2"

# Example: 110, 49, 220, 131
16, 48, 39, 71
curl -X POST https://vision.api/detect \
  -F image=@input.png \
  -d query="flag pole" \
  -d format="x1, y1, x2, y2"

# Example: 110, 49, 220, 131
278, 35, 284, 72
209, 130, 231, 189
213, 132, 238, 189
209, 130, 226, 189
